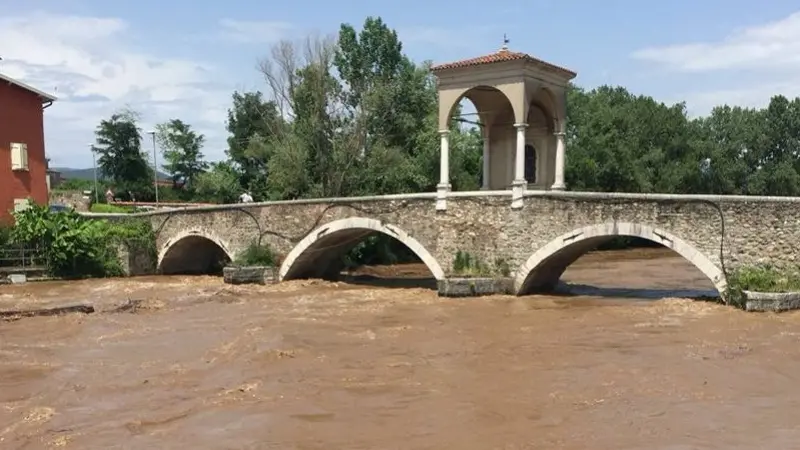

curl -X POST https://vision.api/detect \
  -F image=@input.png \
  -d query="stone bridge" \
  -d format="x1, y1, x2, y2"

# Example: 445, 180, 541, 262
88, 190, 800, 295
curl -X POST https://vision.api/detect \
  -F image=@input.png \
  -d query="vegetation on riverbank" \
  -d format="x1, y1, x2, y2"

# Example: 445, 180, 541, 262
725, 265, 800, 307
5, 204, 155, 278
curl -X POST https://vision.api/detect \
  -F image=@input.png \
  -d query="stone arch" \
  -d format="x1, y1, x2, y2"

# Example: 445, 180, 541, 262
157, 228, 234, 275
279, 217, 445, 281
439, 85, 519, 131
528, 86, 560, 132
514, 222, 726, 295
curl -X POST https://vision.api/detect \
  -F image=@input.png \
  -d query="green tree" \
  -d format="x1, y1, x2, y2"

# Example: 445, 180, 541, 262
57, 178, 94, 191
194, 161, 241, 204
93, 109, 153, 198
335, 17, 435, 153
225, 91, 283, 189
155, 119, 208, 189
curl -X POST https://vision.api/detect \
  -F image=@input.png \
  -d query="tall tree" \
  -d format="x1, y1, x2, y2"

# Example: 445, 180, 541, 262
194, 161, 241, 204
155, 119, 208, 189
93, 109, 152, 198
225, 91, 283, 189
335, 17, 432, 152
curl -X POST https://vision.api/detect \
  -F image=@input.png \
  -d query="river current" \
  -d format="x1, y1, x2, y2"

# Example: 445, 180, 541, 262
2, 248, 800, 449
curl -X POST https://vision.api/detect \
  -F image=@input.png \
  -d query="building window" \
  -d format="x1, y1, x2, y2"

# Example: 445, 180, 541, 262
524, 144, 537, 184
13, 198, 30, 212
10, 142, 29, 171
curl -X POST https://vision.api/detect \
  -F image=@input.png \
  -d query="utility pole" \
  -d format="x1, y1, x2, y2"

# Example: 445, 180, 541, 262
89, 144, 99, 203
148, 130, 159, 204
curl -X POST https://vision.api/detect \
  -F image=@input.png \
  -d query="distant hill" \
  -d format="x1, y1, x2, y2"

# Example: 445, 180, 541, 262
53, 167, 171, 181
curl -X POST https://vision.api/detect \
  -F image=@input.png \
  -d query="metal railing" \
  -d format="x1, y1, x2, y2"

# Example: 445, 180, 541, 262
0, 245, 46, 270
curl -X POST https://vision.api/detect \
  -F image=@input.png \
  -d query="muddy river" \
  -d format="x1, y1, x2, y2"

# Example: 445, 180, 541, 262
3, 248, 800, 449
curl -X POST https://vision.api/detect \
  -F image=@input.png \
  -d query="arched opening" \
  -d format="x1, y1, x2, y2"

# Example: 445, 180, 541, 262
525, 88, 557, 189
524, 144, 537, 183
280, 218, 444, 289
447, 86, 516, 191
158, 235, 232, 275
515, 223, 726, 300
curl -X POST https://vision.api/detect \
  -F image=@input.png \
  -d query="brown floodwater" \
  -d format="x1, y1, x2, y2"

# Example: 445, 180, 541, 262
2, 248, 800, 449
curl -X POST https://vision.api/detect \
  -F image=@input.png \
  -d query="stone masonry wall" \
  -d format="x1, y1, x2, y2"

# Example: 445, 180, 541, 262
124, 192, 800, 286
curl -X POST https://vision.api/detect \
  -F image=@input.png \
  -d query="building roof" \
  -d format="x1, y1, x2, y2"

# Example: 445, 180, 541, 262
431, 47, 577, 79
0, 72, 57, 102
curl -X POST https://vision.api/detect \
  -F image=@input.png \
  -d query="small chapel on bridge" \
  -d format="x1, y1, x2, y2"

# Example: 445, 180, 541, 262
430, 39, 577, 209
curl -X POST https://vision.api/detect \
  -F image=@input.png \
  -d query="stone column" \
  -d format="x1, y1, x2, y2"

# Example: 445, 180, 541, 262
436, 130, 451, 211
481, 128, 490, 190
551, 131, 566, 190
511, 123, 528, 209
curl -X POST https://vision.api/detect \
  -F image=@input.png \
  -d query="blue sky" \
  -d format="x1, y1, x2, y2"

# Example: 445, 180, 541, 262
2, 0, 799, 168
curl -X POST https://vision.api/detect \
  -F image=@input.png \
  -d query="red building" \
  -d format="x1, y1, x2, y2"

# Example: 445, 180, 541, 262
0, 73, 56, 223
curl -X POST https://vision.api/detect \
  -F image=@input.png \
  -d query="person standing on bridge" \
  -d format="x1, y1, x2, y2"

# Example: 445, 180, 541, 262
238, 191, 253, 203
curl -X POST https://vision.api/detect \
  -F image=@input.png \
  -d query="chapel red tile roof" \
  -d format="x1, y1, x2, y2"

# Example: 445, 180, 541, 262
431, 48, 576, 78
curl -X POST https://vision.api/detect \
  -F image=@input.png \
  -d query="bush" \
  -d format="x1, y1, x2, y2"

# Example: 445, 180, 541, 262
453, 250, 489, 276
12, 204, 120, 277
451, 250, 512, 277
0, 226, 11, 246
90, 203, 136, 213
233, 242, 276, 267
9, 204, 156, 278
725, 265, 800, 307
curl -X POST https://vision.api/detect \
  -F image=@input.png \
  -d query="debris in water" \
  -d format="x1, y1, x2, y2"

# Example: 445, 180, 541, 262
0, 304, 94, 321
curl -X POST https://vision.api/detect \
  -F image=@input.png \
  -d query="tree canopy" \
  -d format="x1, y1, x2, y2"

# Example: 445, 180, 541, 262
94, 16, 800, 203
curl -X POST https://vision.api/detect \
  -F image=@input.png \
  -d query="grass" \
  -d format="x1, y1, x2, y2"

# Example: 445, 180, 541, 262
725, 265, 800, 307
727, 265, 800, 292
452, 250, 510, 277
90, 203, 136, 214
231, 242, 276, 267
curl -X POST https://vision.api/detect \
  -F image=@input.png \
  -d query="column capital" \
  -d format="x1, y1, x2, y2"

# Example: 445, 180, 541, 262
554, 131, 566, 137
438, 129, 451, 136
513, 122, 529, 129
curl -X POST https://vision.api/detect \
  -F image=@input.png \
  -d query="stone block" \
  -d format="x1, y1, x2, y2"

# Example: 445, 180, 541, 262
438, 277, 513, 297
223, 266, 277, 285
744, 290, 800, 313
8, 274, 27, 284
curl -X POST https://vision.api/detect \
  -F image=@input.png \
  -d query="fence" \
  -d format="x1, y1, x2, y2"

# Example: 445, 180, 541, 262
0, 245, 46, 271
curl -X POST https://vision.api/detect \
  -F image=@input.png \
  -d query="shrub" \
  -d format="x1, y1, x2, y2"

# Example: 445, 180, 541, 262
90, 203, 135, 213
453, 250, 489, 276
12, 204, 120, 277
9, 204, 156, 278
725, 265, 800, 307
452, 251, 513, 277
0, 226, 11, 246
233, 242, 276, 267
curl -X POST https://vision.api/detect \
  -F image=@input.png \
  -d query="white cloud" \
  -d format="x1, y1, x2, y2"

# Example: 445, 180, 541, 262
671, 80, 800, 118
0, 11, 239, 168
631, 11, 800, 72
217, 19, 293, 44
630, 11, 800, 116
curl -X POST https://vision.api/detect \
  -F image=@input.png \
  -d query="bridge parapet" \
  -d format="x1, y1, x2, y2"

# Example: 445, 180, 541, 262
80, 190, 800, 293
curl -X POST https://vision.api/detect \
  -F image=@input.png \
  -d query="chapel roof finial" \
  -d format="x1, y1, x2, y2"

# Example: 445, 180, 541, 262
501, 34, 509, 51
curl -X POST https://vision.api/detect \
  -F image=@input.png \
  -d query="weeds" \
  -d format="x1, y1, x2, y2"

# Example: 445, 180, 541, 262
725, 265, 800, 307
453, 250, 511, 277
232, 242, 276, 267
